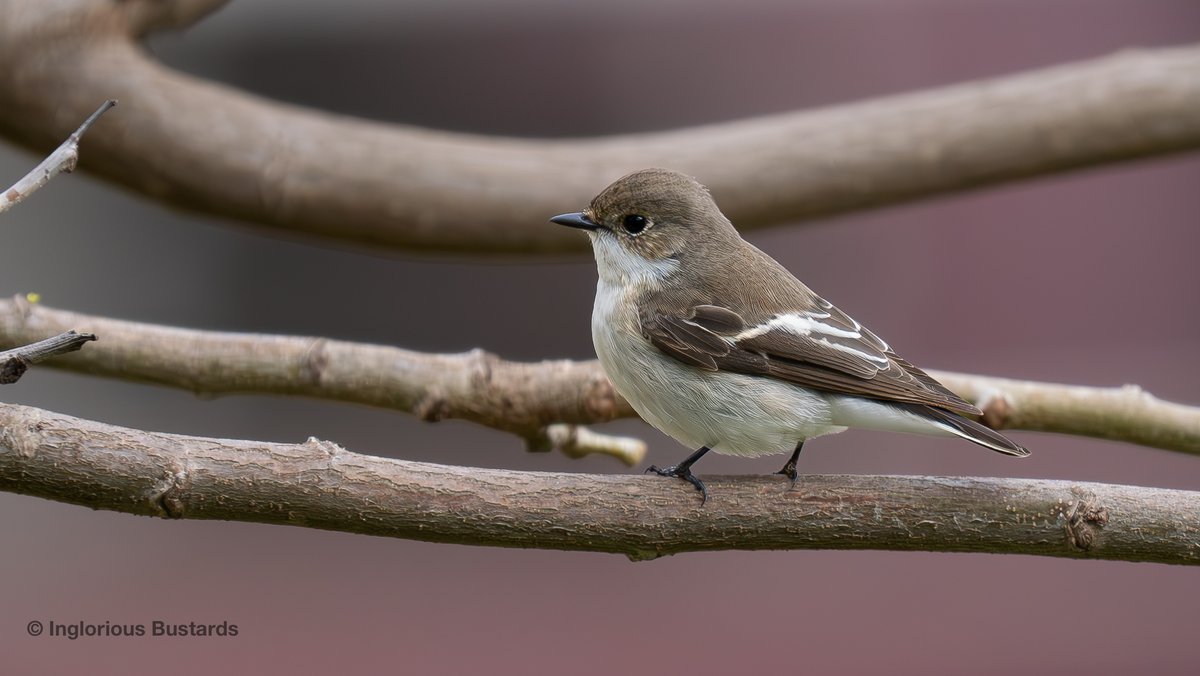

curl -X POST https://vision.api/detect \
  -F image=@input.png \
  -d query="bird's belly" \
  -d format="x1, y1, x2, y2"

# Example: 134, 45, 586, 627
592, 290, 845, 457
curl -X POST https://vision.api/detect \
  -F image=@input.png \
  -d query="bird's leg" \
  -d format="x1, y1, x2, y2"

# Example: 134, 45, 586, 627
775, 442, 804, 489
647, 446, 711, 504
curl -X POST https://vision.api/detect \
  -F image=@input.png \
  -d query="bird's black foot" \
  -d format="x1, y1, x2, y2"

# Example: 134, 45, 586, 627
774, 461, 799, 489
645, 446, 712, 504
646, 463, 708, 504
774, 442, 804, 491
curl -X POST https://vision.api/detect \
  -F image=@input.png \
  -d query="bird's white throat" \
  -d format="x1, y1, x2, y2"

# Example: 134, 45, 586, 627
588, 232, 679, 287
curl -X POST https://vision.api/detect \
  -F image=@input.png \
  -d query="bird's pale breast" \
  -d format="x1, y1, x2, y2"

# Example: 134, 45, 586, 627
591, 279, 847, 457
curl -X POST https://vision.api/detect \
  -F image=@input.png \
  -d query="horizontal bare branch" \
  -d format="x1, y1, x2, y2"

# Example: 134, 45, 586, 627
936, 372, 1200, 455
1, 1, 1197, 252
0, 330, 97, 384
0, 296, 640, 465
3, 296, 1198, 456
1, 401, 1196, 563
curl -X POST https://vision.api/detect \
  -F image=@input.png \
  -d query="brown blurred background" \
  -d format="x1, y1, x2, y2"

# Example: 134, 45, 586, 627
3, 0, 1199, 673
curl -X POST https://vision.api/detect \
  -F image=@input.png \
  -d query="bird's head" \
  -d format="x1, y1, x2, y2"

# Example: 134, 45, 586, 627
551, 168, 738, 286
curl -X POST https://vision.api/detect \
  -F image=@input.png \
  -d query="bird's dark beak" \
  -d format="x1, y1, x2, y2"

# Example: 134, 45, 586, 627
550, 212, 600, 231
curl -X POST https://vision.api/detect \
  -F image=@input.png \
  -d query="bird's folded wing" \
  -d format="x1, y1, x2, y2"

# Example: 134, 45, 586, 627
640, 300, 982, 416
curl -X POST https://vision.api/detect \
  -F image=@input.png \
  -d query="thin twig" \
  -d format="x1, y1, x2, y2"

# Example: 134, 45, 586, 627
0, 100, 116, 215
2, 296, 1197, 456
0, 0, 1198, 251
0, 330, 97, 384
1, 401, 1196, 564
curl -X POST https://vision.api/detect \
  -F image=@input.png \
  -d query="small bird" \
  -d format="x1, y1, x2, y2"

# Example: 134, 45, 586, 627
552, 168, 1027, 502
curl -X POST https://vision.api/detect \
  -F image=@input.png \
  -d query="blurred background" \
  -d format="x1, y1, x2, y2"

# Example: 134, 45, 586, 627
3, 0, 1199, 672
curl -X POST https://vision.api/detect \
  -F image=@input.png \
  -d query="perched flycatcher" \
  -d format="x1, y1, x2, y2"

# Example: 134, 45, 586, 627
552, 168, 1027, 502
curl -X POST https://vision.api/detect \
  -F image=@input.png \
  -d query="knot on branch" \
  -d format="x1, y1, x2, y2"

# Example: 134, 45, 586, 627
1119, 383, 1154, 407
1, 415, 47, 459
979, 390, 1013, 430
466, 348, 498, 386
526, 424, 573, 454
464, 348, 518, 419
304, 436, 345, 460
300, 338, 330, 386
1060, 490, 1109, 551
414, 390, 450, 422
151, 467, 189, 519
583, 371, 629, 421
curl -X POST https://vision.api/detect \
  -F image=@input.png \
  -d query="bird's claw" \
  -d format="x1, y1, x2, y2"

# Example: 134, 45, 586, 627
646, 464, 708, 505
775, 462, 800, 491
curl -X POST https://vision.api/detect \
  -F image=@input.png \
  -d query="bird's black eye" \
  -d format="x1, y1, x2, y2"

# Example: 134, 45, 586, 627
621, 214, 650, 235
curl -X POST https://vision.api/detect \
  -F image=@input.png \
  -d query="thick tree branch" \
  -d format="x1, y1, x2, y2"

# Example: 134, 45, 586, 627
3, 296, 1198, 456
0, 99, 116, 215
1, 1, 1197, 253
1, 401, 1196, 564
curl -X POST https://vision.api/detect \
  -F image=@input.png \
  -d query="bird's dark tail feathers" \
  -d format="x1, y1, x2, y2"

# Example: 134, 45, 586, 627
898, 403, 1030, 457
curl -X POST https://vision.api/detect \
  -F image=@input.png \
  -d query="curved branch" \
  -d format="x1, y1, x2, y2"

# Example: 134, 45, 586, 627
3, 296, 1198, 456
1, 401, 1196, 564
1, 1, 1198, 253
